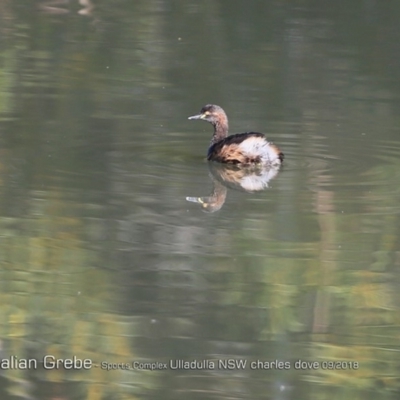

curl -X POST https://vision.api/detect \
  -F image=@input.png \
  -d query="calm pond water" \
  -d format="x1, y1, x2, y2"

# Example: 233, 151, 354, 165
0, 1, 399, 399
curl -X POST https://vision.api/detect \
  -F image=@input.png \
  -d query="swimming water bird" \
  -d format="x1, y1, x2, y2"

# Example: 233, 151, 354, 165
188, 104, 284, 166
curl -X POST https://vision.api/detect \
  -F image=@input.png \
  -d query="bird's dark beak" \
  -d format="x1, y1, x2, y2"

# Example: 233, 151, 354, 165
188, 113, 203, 120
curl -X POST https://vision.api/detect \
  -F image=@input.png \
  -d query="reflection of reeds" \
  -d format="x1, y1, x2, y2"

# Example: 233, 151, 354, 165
1, 230, 147, 399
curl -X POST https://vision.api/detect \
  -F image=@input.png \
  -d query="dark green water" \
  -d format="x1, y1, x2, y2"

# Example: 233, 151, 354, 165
0, 1, 399, 399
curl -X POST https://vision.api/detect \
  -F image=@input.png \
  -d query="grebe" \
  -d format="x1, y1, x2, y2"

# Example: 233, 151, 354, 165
188, 104, 284, 166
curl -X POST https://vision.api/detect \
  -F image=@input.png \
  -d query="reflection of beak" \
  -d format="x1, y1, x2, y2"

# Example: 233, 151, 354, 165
188, 113, 203, 120
186, 196, 204, 203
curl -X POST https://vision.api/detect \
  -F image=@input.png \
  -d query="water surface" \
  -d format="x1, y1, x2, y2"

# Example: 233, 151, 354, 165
0, 1, 399, 399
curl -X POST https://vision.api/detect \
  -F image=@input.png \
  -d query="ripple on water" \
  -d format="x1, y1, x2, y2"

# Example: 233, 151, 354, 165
265, 133, 400, 215
281, 134, 400, 181
112, 135, 204, 187
331, 137, 400, 188
117, 133, 400, 215
273, 134, 336, 175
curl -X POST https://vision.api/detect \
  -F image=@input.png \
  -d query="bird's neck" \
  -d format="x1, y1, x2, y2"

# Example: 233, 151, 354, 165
211, 120, 229, 145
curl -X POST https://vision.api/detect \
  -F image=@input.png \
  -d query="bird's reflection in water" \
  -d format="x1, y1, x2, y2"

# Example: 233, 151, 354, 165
186, 163, 281, 212
38, 0, 94, 15
187, 179, 227, 213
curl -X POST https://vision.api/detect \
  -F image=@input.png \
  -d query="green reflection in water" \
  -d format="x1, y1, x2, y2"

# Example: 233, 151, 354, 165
0, 0, 400, 400
0, 191, 152, 399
